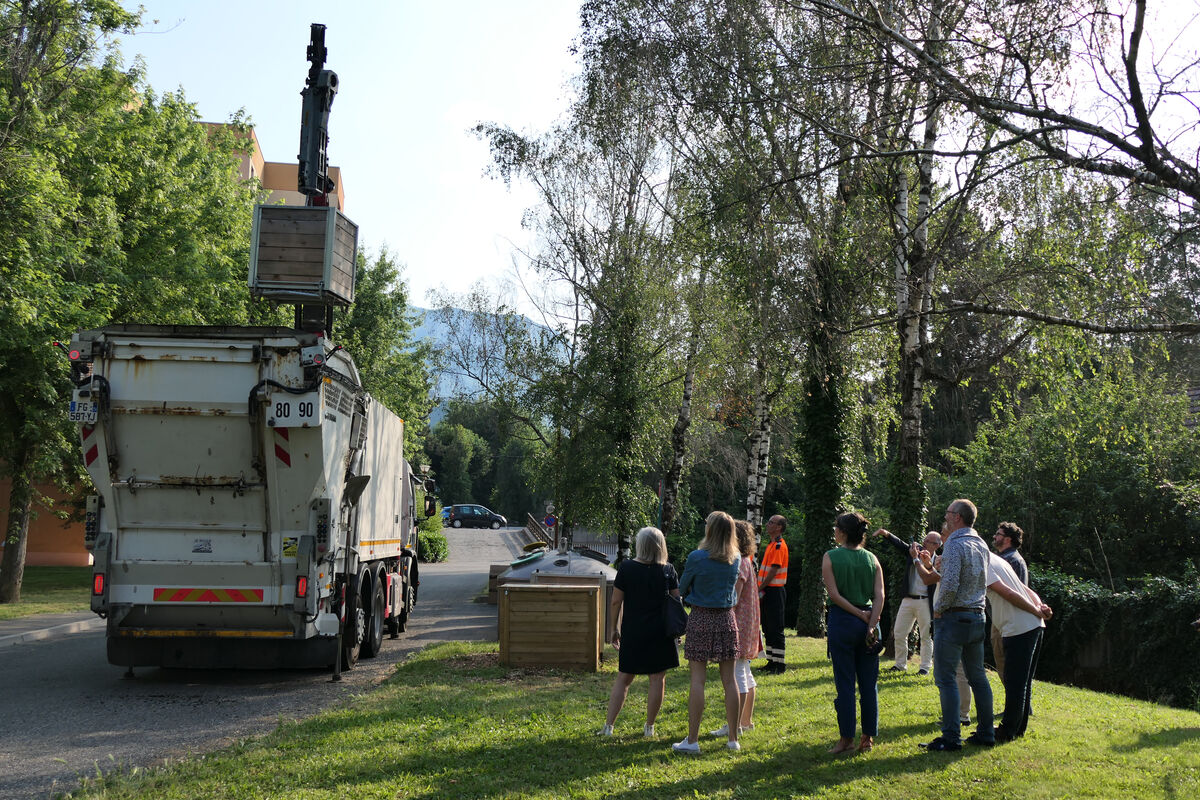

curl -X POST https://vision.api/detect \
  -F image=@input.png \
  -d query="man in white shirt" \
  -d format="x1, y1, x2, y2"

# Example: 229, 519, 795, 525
876, 528, 940, 675
985, 552, 1052, 742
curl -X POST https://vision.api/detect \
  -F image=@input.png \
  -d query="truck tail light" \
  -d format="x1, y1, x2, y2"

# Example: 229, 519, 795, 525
92, 574, 105, 595
296, 576, 309, 599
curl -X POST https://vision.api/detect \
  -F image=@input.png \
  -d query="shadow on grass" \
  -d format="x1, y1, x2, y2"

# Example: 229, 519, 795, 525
1111, 726, 1200, 752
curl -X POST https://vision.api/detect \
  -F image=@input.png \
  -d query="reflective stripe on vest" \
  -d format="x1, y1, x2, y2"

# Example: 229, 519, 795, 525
759, 540, 788, 587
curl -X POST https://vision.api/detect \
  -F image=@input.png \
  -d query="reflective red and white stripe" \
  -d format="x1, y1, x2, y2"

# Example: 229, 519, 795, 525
274, 427, 291, 467
82, 425, 99, 467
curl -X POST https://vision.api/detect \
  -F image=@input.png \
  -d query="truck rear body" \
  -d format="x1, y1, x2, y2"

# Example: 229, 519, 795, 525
72, 324, 416, 668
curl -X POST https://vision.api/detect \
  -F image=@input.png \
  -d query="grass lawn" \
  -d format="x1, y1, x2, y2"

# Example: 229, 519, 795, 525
62, 636, 1199, 799
0, 566, 90, 620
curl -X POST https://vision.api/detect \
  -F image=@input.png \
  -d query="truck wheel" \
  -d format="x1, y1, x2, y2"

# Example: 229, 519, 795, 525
341, 579, 364, 670
361, 577, 385, 659
452, 519, 462, 528
397, 577, 415, 632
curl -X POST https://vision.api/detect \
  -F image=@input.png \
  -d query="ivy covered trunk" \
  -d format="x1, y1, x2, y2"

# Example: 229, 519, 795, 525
793, 256, 848, 636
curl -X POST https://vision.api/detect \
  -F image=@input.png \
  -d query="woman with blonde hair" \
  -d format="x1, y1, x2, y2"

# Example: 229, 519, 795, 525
710, 519, 762, 738
672, 511, 744, 754
598, 527, 680, 737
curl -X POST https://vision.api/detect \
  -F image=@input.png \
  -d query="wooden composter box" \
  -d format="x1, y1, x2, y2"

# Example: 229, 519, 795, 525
499, 584, 603, 671
248, 205, 358, 306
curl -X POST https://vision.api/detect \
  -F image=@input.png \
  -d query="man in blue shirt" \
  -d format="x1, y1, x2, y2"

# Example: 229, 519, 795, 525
921, 499, 995, 751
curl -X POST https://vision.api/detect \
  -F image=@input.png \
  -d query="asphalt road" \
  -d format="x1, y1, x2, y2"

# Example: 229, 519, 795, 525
0, 527, 527, 800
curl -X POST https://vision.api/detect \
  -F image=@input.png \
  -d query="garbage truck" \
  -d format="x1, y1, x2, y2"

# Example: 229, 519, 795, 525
64, 23, 433, 672
68, 324, 432, 670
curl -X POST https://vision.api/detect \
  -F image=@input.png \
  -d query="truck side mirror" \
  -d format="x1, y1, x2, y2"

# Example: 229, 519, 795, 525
423, 496, 437, 518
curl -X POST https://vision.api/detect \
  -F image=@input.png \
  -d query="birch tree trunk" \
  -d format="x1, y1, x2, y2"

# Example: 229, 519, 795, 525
744, 361, 773, 530
889, 0, 943, 542
660, 322, 699, 537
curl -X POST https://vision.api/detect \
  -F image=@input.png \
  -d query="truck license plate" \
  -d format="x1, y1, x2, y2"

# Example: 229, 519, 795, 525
69, 401, 98, 423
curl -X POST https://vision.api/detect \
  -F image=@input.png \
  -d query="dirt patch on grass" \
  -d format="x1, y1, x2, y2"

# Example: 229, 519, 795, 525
447, 651, 501, 670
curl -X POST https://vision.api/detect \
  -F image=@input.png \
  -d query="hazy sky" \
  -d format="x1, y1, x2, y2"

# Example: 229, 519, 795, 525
116, 1, 582, 308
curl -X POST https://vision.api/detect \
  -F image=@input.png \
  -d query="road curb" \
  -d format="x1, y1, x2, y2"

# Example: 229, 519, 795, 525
0, 617, 104, 647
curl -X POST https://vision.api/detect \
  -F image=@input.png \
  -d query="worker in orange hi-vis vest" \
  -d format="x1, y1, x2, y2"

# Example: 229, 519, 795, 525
757, 515, 789, 674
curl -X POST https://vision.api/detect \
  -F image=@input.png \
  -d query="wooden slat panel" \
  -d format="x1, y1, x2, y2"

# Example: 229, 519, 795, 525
258, 231, 327, 249
257, 217, 329, 236
255, 264, 325, 280
255, 246, 327, 263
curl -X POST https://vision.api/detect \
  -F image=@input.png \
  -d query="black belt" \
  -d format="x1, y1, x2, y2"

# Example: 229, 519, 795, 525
906, 594, 927, 600
946, 606, 983, 613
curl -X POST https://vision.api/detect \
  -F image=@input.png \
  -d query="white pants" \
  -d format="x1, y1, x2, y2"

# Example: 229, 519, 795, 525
892, 596, 933, 671
734, 659, 757, 693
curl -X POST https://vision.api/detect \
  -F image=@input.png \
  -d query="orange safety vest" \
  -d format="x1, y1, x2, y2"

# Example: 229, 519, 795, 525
759, 538, 789, 587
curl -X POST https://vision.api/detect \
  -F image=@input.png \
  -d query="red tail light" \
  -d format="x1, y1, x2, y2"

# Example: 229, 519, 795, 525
296, 576, 309, 598
92, 574, 104, 595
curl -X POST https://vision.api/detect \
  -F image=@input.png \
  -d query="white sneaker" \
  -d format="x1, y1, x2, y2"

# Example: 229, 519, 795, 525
596, 724, 614, 737
672, 738, 700, 754
643, 724, 655, 738
709, 724, 747, 737
726, 740, 741, 751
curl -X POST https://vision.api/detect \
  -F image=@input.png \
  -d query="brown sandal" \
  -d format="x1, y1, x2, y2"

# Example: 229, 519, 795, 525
828, 738, 855, 755
857, 735, 874, 753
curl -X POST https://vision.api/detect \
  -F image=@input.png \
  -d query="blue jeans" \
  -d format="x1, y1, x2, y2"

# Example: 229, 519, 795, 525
933, 611, 993, 744
826, 606, 879, 738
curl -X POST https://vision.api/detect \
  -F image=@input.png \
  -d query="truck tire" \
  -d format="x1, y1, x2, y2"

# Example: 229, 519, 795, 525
361, 575, 385, 659
341, 574, 365, 670
385, 571, 401, 638
397, 575, 415, 632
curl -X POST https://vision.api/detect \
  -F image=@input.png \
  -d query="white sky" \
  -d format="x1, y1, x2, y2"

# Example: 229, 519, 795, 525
115, 0, 582, 308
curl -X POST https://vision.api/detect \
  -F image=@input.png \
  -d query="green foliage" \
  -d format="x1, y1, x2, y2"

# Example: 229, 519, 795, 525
336, 248, 433, 455
416, 495, 443, 536
931, 366, 1200, 583
428, 423, 492, 506
416, 530, 448, 563
1032, 566, 1200, 710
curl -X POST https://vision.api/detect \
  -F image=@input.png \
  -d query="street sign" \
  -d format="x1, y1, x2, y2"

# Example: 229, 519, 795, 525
544, 514, 558, 528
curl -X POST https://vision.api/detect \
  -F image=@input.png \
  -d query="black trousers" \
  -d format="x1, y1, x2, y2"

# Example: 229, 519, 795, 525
761, 586, 786, 667
997, 626, 1043, 739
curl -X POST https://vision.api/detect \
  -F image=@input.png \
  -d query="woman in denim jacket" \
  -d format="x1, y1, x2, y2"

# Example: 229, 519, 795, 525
672, 511, 744, 754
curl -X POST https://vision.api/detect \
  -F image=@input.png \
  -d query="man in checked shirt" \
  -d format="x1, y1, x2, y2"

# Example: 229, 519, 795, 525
917, 499, 995, 752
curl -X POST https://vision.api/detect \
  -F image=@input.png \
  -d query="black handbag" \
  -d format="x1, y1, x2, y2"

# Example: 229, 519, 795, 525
660, 566, 688, 638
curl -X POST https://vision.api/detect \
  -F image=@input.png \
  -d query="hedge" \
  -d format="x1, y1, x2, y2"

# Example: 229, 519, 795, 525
1030, 567, 1200, 710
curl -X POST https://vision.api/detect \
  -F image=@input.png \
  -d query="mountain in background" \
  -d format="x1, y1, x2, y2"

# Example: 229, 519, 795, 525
410, 306, 553, 424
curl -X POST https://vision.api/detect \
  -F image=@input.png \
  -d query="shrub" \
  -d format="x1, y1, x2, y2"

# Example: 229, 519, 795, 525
417, 495, 443, 535
1031, 566, 1200, 710
418, 530, 449, 563
930, 377, 1200, 583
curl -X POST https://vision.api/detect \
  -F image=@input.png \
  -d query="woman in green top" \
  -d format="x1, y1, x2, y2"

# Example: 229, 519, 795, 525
821, 511, 885, 755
